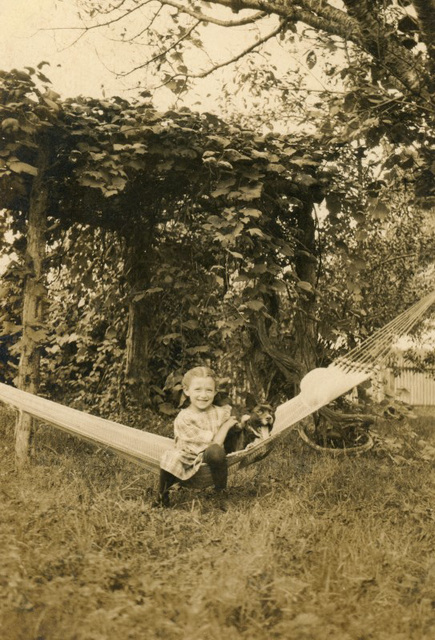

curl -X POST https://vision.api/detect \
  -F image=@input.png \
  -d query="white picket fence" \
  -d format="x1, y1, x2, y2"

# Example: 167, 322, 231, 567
392, 367, 435, 406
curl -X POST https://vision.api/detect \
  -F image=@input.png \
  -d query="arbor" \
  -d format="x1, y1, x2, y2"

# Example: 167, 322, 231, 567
0, 68, 331, 442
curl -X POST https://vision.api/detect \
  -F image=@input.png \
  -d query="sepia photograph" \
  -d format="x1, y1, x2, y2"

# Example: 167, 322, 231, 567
0, 1, 434, 638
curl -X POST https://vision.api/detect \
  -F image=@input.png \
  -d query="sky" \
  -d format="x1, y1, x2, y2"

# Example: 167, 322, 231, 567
0, 0, 332, 112
0, 0, 147, 99
0, 0, 253, 102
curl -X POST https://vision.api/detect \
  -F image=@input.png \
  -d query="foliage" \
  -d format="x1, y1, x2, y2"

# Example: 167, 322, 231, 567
73, 0, 435, 206
1, 64, 433, 417
313, 146, 435, 365
0, 67, 333, 410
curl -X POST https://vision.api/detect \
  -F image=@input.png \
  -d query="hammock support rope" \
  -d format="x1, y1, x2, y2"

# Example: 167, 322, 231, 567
0, 290, 434, 487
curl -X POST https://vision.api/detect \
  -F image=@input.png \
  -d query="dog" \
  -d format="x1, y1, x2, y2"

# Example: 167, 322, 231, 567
223, 395, 275, 454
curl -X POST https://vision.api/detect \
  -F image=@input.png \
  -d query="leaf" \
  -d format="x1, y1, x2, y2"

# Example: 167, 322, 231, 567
146, 287, 164, 295
294, 173, 318, 187
223, 148, 251, 162
325, 193, 341, 215
37, 72, 52, 84
210, 178, 236, 197
160, 332, 181, 345
238, 184, 263, 201
267, 163, 286, 174
113, 143, 131, 151
306, 50, 317, 69
297, 281, 313, 292
9, 161, 38, 176
352, 211, 365, 223
203, 156, 218, 166
242, 208, 262, 218
228, 250, 244, 259
247, 228, 264, 238
159, 403, 177, 416
217, 160, 233, 171
250, 263, 268, 274
348, 257, 366, 274
2, 322, 22, 335
246, 300, 264, 311
272, 280, 287, 293
370, 202, 389, 220
1, 118, 20, 132
43, 97, 60, 112
183, 320, 199, 330
186, 345, 210, 354
105, 326, 117, 339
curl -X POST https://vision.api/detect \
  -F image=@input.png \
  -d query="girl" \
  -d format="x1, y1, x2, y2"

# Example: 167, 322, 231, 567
155, 366, 238, 507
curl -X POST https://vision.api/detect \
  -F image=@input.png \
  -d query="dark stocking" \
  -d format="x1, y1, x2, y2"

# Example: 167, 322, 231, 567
156, 469, 178, 507
203, 443, 228, 491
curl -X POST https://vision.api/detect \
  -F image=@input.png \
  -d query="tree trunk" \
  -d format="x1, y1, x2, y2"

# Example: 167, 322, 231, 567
15, 143, 49, 468
125, 298, 153, 406
123, 227, 156, 408
294, 203, 318, 378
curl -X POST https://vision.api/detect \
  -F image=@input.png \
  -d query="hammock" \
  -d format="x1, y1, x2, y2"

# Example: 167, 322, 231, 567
0, 290, 434, 488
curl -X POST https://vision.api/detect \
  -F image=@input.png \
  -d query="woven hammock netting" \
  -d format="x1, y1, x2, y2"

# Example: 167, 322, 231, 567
1, 290, 434, 488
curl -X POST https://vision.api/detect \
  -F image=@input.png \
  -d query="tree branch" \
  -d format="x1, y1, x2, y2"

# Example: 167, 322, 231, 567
119, 20, 201, 76
202, 0, 362, 41
178, 20, 286, 79
41, 1, 151, 32
342, 0, 430, 97
160, 0, 267, 27
104, 5, 163, 44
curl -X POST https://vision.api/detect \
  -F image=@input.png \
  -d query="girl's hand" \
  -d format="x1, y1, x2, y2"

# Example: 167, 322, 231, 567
213, 416, 240, 445
223, 416, 239, 431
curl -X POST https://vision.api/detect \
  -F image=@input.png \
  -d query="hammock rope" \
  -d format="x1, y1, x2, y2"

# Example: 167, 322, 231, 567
0, 290, 434, 488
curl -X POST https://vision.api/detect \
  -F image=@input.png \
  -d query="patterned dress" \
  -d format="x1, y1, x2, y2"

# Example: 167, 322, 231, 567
160, 404, 232, 480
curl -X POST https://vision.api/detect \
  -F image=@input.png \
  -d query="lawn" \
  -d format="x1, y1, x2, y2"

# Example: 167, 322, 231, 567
1, 405, 434, 640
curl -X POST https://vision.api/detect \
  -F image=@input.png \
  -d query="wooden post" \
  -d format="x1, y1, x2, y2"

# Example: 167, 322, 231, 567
15, 142, 49, 468
123, 224, 156, 408
294, 202, 318, 377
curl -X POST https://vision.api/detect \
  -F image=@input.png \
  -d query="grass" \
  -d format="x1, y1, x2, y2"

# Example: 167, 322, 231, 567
1, 405, 434, 640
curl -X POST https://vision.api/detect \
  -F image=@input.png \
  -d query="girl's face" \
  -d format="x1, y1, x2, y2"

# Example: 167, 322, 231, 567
184, 376, 216, 412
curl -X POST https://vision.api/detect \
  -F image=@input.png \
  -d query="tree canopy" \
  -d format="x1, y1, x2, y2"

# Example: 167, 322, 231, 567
70, 0, 435, 207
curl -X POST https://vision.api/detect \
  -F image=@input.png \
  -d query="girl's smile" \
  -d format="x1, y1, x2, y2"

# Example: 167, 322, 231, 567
184, 376, 216, 412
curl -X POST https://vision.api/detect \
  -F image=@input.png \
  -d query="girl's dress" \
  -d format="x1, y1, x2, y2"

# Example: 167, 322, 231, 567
160, 404, 231, 480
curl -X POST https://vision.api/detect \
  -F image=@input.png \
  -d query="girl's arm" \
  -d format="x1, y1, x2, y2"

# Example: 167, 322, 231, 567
213, 416, 239, 445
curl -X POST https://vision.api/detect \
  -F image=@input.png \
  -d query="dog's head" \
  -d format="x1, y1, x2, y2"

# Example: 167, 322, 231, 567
241, 397, 275, 439
224, 395, 275, 454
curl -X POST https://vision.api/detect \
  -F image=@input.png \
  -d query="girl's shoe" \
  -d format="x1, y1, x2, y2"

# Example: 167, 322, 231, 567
214, 488, 228, 512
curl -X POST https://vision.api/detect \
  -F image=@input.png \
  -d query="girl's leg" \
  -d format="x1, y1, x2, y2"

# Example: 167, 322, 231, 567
203, 443, 228, 491
155, 469, 178, 507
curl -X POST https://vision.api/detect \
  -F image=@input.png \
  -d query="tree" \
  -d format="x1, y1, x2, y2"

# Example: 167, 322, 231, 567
315, 147, 435, 364
72, 0, 435, 205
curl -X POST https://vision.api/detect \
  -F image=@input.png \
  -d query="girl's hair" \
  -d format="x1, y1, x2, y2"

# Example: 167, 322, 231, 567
182, 366, 217, 389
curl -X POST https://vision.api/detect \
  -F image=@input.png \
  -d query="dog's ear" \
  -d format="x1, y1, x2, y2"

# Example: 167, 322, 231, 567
214, 391, 231, 407
244, 392, 258, 411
